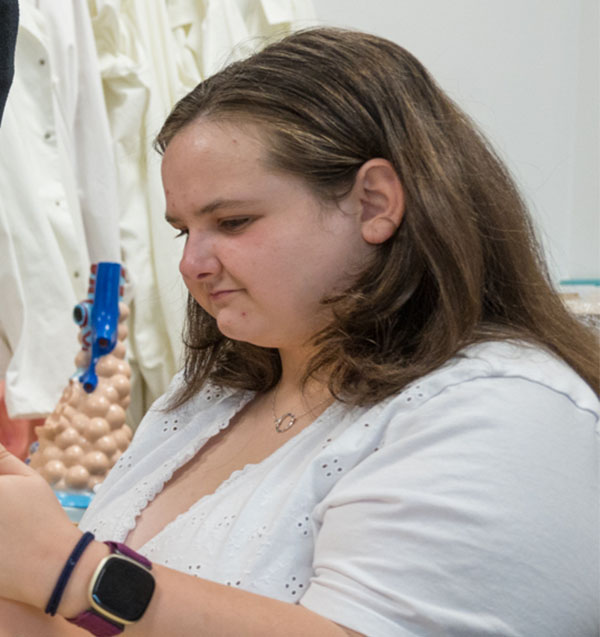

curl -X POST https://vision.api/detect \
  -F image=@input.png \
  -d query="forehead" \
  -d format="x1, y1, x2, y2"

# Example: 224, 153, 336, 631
160, 118, 316, 217
161, 119, 268, 197
163, 118, 269, 169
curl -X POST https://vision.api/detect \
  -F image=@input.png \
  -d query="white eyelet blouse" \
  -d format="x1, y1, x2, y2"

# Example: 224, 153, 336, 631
79, 341, 599, 636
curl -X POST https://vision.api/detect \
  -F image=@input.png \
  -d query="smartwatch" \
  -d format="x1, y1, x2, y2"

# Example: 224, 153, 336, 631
67, 542, 155, 636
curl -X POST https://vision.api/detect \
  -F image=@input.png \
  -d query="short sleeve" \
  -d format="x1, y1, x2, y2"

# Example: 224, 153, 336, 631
300, 377, 599, 637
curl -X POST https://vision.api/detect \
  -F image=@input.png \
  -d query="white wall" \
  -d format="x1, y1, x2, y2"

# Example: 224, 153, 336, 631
313, 0, 599, 282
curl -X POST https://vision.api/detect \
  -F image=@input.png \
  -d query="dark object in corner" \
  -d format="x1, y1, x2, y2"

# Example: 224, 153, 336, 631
0, 0, 19, 125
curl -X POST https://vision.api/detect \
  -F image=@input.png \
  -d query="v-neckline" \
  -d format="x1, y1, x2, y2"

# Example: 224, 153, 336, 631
127, 395, 344, 552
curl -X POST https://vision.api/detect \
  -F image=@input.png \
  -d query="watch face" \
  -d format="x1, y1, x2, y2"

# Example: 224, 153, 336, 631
91, 556, 155, 623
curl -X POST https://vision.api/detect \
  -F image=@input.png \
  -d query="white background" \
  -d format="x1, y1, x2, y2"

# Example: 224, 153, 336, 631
313, 0, 599, 282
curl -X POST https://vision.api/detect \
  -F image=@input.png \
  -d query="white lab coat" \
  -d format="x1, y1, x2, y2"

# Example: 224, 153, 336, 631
0, 0, 120, 417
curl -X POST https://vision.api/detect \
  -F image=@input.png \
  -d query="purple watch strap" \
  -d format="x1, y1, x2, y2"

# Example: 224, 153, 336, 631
104, 541, 152, 569
66, 542, 151, 636
68, 611, 123, 637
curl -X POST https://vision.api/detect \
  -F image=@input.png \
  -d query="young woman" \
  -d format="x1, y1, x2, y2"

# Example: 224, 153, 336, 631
0, 27, 597, 637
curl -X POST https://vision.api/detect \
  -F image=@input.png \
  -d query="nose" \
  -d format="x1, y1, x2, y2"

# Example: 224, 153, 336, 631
179, 232, 221, 281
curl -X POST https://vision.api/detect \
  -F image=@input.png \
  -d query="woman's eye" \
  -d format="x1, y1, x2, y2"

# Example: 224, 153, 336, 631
218, 217, 253, 232
174, 229, 188, 239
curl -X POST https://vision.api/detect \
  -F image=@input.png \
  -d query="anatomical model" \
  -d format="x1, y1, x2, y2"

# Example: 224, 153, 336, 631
28, 263, 132, 493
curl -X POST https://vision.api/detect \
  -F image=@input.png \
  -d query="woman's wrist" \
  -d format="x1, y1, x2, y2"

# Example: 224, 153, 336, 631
54, 538, 110, 619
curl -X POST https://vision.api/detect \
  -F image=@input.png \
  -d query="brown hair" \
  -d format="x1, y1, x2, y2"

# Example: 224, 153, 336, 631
155, 27, 599, 408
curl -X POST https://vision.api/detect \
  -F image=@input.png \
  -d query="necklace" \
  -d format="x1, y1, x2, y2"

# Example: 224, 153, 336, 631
271, 387, 332, 433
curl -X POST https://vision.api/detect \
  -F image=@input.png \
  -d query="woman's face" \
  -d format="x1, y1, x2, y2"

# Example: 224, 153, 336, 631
161, 119, 374, 353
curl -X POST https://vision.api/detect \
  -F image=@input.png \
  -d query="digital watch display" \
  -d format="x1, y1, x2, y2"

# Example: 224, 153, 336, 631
68, 542, 155, 636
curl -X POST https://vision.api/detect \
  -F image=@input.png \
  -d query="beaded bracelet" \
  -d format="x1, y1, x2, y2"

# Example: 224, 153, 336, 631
45, 531, 96, 616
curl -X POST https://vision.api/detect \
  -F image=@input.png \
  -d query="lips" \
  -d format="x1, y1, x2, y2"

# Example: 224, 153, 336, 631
209, 289, 241, 302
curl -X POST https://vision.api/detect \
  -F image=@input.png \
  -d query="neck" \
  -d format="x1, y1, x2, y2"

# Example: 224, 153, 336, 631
277, 345, 317, 390
273, 346, 332, 415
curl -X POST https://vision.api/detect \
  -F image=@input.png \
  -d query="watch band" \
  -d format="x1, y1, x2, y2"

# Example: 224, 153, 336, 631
67, 542, 154, 636
69, 611, 123, 637
104, 541, 152, 569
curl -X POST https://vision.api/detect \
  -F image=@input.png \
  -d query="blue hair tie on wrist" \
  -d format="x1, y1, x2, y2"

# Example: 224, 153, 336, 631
45, 531, 95, 616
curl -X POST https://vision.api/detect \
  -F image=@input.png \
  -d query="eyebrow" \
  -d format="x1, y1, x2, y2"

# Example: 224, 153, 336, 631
164, 198, 257, 224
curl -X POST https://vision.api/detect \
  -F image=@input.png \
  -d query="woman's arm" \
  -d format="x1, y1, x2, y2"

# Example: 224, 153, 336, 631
61, 560, 362, 637
0, 598, 88, 637
0, 446, 361, 637
0, 589, 362, 637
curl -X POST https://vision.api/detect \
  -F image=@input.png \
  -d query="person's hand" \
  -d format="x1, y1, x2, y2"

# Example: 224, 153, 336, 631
0, 443, 81, 610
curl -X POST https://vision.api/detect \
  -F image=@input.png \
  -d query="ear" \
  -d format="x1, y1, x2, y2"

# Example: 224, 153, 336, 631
354, 159, 405, 244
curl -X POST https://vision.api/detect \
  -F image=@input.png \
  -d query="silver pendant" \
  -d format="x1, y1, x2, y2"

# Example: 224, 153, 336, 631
274, 412, 296, 433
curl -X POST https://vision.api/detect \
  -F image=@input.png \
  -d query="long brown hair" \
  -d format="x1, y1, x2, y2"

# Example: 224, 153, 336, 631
155, 27, 599, 408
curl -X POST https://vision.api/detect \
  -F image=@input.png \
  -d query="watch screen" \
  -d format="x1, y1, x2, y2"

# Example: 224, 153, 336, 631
92, 556, 155, 622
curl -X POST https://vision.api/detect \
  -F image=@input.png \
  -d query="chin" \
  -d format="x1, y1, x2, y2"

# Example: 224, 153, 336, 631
217, 319, 261, 346
218, 326, 282, 350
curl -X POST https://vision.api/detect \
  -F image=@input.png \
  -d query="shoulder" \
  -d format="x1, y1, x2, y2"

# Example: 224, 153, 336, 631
359, 339, 600, 477
384, 339, 598, 424
318, 340, 598, 510
306, 341, 599, 636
